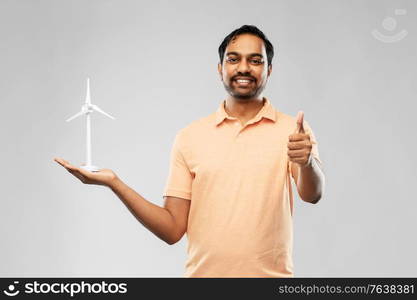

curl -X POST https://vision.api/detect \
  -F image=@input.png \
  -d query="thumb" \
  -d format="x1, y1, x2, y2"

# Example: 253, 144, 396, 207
295, 111, 305, 133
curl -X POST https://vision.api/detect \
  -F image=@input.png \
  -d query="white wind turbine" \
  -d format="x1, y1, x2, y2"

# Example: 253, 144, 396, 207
66, 78, 115, 172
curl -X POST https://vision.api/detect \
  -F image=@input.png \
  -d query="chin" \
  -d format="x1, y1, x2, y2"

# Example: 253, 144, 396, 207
224, 83, 260, 99
232, 89, 259, 99
233, 94, 255, 100
230, 89, 255, 99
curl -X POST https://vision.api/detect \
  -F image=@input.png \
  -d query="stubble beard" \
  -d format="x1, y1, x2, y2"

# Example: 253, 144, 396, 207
223, 80, 266, 101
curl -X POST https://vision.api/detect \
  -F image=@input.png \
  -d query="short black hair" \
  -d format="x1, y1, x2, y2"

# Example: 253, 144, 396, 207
218, 25, 274, 66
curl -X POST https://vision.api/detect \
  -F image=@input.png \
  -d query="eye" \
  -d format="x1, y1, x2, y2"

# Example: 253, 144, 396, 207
226, 57, 238, 63
251, 59, 263, 64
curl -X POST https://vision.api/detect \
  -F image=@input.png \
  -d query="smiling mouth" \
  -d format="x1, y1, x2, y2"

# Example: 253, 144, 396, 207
233, 79, 254, 87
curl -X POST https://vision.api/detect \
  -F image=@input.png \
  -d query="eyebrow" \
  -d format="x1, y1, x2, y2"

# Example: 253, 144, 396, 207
225, 51, 264, 58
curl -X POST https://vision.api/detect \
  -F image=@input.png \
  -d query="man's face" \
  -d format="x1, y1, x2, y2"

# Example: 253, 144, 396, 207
218, 33, 272, 100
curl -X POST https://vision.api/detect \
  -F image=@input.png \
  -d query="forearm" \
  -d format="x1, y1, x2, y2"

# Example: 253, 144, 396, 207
296, 157, 325, 204
107, 177, 177, 244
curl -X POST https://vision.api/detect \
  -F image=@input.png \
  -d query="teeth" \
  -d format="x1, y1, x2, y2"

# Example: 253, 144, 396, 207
236, 79, 251, 83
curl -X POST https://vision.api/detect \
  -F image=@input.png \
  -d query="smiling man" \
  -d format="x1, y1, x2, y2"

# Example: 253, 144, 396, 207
54, 25, 325, 277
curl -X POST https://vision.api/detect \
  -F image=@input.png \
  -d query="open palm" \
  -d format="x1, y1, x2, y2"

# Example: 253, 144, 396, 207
54, 158, 117, 187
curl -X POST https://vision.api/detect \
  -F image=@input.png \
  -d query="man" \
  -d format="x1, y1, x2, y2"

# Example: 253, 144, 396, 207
54, 25, 325, 277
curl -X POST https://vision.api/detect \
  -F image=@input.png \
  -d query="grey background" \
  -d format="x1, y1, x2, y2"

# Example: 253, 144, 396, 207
1, 0, 416, 277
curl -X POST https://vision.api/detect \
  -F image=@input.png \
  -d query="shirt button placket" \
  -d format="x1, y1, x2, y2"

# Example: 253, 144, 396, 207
234, 121, 240, 139
236, 122, 245, 140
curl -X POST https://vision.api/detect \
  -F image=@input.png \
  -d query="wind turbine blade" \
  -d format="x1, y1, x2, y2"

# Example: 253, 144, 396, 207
91, 104, 115, 119
66, 110, 85, 122
85, 78, 91, 105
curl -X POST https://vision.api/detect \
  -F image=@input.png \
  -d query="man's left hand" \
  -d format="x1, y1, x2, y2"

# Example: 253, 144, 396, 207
287, 111, 313, 168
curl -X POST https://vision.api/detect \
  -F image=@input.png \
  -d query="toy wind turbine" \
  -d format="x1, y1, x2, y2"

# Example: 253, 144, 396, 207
66, 78, 115, 172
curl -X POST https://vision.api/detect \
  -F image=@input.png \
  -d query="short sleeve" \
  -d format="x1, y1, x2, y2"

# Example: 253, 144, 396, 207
289, 119, 322, 180
163, 131, 193, 200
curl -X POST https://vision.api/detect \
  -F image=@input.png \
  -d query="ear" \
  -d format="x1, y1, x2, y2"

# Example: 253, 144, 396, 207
217, 63, 223, 81
267, 64, 272, 77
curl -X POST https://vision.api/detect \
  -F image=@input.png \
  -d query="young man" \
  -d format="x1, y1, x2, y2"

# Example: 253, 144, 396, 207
54, 25, 325, 277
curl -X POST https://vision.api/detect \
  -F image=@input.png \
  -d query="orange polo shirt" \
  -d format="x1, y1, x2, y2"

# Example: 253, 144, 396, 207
163, 97, 321, 277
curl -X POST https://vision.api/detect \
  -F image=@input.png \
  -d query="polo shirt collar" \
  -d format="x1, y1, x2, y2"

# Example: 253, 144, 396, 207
214, 97, 277, 126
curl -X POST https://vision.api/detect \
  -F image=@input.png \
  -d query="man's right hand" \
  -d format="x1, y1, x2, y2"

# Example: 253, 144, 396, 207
54, 158, 189, 245
54, 157, 118, 187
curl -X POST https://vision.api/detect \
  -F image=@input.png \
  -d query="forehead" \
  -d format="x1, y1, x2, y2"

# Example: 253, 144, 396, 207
225, 33, 266, 55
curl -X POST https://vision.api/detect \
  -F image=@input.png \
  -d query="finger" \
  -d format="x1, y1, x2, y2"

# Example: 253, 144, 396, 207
288, 140, 311, 150
291, 157, 308, 165
288, 133, 310, 142
57, 158, 71, 165
54, 157, 71, 167
295, 111, 305, 134
65, 163, 78, 171
54, 158, 68, 168
60, 160, 80, 173
54, 158, 62, 165
288, 149, 306, 158
68, 169, 87, 183
54, 157, 62, 164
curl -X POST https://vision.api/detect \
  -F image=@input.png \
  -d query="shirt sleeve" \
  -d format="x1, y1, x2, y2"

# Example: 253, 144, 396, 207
289, 119, 322, 180
163, 130, 193, 200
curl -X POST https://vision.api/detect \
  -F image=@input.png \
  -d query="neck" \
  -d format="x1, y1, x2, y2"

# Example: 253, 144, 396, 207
224, 95, 265, 122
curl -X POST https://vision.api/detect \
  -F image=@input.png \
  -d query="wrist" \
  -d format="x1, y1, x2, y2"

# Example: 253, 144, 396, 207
107, 175, 122, 190
299, 155, 314, 170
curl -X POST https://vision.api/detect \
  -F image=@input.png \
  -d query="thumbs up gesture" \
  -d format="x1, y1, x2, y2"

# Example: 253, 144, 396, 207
287, 111, 313, 167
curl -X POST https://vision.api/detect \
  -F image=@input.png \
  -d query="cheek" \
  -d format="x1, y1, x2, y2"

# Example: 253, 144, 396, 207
222, 66, 236, 80
223, 71, 233, 82
224, 74, 232, 82
259, 68, 269, 80
257, 75, 268, 86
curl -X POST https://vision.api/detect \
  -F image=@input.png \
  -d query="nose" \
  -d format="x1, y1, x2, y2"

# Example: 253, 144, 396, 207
236, 58, 250, 74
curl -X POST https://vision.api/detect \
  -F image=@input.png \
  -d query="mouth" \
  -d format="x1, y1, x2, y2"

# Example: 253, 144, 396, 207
232, 78, 255, 88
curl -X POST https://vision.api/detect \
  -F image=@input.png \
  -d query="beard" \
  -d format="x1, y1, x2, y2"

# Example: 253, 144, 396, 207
222, 79, 264, 100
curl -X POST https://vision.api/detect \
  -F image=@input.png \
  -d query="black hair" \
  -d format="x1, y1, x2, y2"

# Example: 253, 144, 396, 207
218, 25, 274, 66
